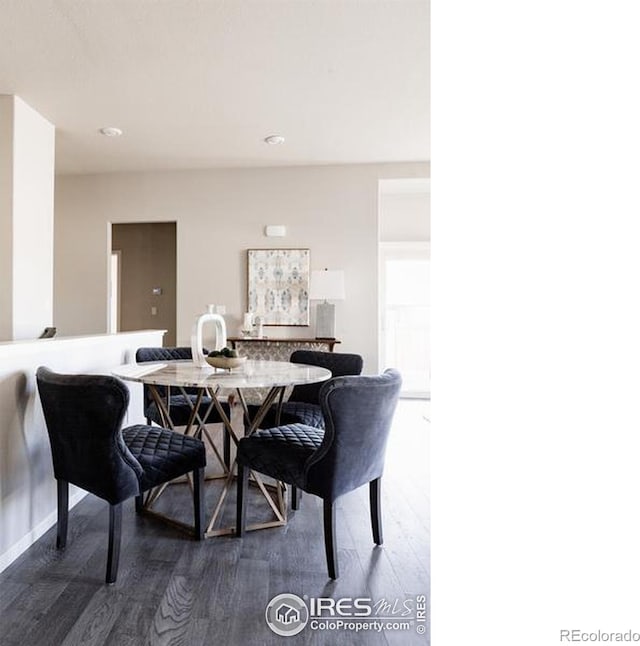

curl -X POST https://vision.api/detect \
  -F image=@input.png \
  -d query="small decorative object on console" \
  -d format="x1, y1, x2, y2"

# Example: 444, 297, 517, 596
252, 316, 264, 338
241, 312, 254, 337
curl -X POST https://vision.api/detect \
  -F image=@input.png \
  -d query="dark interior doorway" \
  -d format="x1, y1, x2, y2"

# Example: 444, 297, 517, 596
111, 222, 177, 346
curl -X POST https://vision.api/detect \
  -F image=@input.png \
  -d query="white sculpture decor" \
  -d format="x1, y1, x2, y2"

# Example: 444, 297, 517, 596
191, 305, 227, 367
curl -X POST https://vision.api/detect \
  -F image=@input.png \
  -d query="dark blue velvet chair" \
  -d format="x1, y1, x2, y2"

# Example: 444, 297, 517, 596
247, 350, 364, 430
36, 367, 206, 584
136, 346, 232, 464
236, 369, 402, 579
246, 350, 363, 509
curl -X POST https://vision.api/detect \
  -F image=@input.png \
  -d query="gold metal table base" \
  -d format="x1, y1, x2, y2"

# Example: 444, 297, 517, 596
141, 382, 289, 537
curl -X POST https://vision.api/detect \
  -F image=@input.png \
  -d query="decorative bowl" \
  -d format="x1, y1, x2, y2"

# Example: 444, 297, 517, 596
205, 355, 247, 370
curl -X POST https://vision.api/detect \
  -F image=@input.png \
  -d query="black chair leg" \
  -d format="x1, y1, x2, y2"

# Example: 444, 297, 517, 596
193, 467, 205, 540
323, 500, 339, 579
369, 478, 383, 545
223, 429, 231, 469
106, 503, 122, 584
292, 486, 300, 510
56, 479, 69, 549
236, 463, 249, 537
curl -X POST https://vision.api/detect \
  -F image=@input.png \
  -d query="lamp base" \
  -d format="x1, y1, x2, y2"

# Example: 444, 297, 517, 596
315, 301, 336, 339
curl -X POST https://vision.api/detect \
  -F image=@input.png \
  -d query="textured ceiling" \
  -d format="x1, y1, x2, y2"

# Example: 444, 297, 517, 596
0, 0, 429, 175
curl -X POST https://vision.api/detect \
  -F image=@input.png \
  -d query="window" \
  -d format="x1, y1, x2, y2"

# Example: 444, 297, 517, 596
380, 243, 430, 398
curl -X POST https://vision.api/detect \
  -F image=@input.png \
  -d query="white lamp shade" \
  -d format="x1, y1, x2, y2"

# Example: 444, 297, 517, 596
309, 270, 345, 301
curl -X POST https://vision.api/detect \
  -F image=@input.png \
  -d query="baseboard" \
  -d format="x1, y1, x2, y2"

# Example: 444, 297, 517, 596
0, 489, 87, 574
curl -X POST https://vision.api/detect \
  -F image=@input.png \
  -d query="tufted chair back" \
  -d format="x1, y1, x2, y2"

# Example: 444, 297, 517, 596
305, 369, 402, 502
288, 350, 363, 404
36, 367, 142, 505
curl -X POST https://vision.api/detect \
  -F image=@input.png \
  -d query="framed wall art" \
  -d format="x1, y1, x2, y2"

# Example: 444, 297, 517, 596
247, 249, 310, 326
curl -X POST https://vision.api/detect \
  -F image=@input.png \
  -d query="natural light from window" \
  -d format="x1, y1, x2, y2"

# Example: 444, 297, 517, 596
382, 253, 430, 398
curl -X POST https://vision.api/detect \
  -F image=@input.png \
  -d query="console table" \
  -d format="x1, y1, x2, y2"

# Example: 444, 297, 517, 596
227, 337, 340, 361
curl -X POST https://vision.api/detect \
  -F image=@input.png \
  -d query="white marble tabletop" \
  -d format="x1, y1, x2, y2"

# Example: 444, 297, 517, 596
112, 359, 331, 390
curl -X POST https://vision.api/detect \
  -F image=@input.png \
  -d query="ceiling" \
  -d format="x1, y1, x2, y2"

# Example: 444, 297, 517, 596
0, 0, 429, 175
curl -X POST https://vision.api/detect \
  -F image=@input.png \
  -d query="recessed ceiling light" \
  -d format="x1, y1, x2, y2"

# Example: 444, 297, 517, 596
99, 127, 123, 137
264, 134, 285, 145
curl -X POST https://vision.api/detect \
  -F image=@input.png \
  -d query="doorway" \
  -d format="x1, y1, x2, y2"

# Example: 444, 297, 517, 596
378, 178, 430, 399
109, 250, 121, 334
110, 222, 177, 346
380, 243, 430, 397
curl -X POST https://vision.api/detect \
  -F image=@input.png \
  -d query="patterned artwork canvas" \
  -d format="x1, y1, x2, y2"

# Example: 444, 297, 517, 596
247, 249, 310, 326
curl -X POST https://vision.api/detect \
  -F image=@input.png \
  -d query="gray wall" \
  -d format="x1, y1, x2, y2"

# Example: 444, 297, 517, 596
54, 162, 429, 372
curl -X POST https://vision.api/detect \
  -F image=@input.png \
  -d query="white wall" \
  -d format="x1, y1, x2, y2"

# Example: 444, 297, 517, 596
12, 97, 55, 340
0, 329, 164, 572
0, 95, 55, 341
379, 191, 430, 242
54, 162, 429, 372
0, 96, 14, 341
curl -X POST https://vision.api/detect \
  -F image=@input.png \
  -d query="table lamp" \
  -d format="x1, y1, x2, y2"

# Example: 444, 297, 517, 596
309, 269, 345, 339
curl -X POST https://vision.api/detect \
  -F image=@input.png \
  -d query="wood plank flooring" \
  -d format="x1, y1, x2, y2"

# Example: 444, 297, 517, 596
0, 400, 429, 646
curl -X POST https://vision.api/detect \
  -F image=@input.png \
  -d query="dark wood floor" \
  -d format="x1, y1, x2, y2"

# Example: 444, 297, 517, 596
0, 401, 429, 646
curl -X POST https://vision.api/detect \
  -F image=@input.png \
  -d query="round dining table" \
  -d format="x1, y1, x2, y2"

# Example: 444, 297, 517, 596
112, 359, 331, 537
